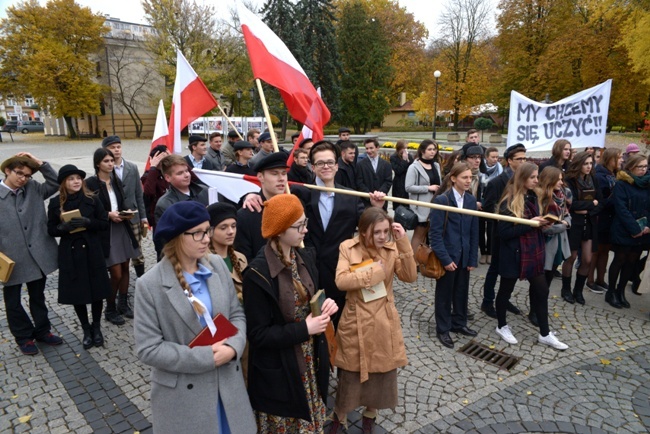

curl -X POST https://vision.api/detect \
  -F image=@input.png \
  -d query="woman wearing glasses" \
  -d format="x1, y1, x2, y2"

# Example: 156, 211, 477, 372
134, 201, 255, 434
243, 194, 338, 433
607, 154, 650, 308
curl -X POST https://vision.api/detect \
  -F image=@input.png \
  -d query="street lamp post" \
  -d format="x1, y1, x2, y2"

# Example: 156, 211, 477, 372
236, 89, 242, 116
432, 70, 441, 139
249, 88, 255, 116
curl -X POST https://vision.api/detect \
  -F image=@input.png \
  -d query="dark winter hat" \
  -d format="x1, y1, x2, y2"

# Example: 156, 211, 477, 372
465, 145, 484, 157
189, 135, 207, 146
101, 135, 121, 148
253, 152, 289, 173
207, 202, 237, 227
57, 164, 86, 184
1, 155, 41, 174
504, 143, 526, 160
149, 145, 170, 158
338, 127, 351, 134
154, 201, 210, 246
291, 132, 300, 140
227, 130, 240, 139
233, 140, 255, 151
258, 132, 272, 143
298, 138, 313, 148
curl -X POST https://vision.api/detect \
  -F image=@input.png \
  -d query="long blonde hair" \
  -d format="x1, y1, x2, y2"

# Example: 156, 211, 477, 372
58, 179, 95, 218
498, 162, 540, 218
162, 237, 206, 315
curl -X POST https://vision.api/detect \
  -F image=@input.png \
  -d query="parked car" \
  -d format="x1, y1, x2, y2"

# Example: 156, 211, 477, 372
1, 121, 18, 133
18, 121, 44, 134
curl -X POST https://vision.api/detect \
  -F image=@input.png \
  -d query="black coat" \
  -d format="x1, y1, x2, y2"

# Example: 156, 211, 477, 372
539, 156, 569, 173
287, 163, 315, 184
355, 156, 393, 208
86, 175, 139, 251
335, 158, 356, 190
234, 191, 267, 262
292, 184, 365, 301
565, 175, 603, 250
610, 172, 650, 246
390, 152, 414, 200
243, 246, 328, 421
594, 164, 617, 234
47, 192, 111, 304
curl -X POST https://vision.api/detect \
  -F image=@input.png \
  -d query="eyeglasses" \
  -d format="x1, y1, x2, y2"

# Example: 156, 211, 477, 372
466, 155, 482, 160
289, 218, 309, 232
184, 227, 214, 241
635, 165, 648, 170
12, 169, 32, 180
314, 160, 337, 168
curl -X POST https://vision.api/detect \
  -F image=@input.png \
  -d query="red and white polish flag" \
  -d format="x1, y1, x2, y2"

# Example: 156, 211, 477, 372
287, 87, 323, 167
168, 49, 218, 155
192, 169, 262, 204
144, 99, 170, 171
237, 4, 330, 142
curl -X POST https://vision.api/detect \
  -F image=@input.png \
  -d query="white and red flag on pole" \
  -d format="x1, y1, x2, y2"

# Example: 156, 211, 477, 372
168, 49, 218, 155
193, 169, 262, 203
287, 87, 323, 167
237, 4, 330, 142
144, 99, 170, 171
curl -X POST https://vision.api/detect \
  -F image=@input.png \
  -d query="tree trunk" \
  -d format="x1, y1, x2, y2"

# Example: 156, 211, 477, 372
281, 111, 288, 142
64, 116, 77, 139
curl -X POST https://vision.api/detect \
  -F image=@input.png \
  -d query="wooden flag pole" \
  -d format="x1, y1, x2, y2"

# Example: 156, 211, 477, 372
256, 78, 290, 194
217, 105, 244, 141
298, 183, 540, 227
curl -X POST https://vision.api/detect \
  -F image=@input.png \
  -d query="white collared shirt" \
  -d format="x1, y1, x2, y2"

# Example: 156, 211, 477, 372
188, 154, 205, 169
452, 187, 464, 209
0, 179, 19, 194
114, 158, 125, 180
315, 177, 335, 231
369, 156, 378, 172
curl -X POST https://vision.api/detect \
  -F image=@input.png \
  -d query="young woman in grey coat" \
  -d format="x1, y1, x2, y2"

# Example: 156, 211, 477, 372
134, 201, 255, 434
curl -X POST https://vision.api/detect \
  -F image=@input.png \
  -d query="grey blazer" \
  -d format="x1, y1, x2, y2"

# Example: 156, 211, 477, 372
134, 254, 256, 434
0, 162, 59, 286
405, 160, 441, 223
121, 159, 146, 223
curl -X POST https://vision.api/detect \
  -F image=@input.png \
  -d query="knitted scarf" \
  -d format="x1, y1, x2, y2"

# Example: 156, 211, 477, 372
519, 192, 545, 280
547, 188, 568, 217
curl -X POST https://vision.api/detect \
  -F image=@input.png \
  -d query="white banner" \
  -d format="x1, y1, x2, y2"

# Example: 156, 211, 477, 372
507, 79, 612, 152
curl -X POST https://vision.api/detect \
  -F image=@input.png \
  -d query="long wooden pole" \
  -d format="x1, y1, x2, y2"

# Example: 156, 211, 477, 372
255, 78, 290, 194
217, 105, 244, 141
299, 183, 540, 227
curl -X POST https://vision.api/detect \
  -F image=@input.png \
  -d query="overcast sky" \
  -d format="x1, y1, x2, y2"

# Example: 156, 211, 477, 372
0, 0, 499, 39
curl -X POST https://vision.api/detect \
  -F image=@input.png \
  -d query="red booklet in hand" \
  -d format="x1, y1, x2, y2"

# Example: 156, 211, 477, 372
188, 313, 239, 348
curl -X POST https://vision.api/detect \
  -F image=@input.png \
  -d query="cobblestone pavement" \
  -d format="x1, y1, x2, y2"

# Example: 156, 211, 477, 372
1, 136, 649, 433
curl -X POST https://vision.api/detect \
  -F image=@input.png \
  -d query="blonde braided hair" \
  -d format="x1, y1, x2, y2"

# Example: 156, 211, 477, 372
228, 246, 244, 281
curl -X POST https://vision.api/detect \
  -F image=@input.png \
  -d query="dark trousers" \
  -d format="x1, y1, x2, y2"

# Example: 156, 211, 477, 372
609, 245, 643, 291
2, 276, 51, 344
479, 217, 492, 255
482, 232, 501, 306
434, 267, 470, 334
497, 275, 549, 336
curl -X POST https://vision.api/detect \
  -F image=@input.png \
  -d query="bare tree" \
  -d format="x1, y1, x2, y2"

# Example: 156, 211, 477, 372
436, 0, 491, 128
105, 37, 161, 138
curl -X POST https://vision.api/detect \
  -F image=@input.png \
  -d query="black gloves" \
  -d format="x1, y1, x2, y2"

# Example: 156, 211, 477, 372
56, 221, 75, 232
70, 217, 91, 228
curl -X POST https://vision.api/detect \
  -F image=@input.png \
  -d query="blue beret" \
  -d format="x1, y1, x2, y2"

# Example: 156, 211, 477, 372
154, 201, 210, 246
102, 135, 121, 148
253, 152, 289, 173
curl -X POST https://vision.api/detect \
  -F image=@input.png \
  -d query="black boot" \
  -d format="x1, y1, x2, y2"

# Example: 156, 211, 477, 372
561, 276, 575, 304
135, 264, 145, 278
573, 273, 587, 305
105, 304, 125, 325
619, 287, 631, 308
82, 324, 93, 349
605, 288, 622, 308
117, 293, 134, 319
92, 322, 104, 347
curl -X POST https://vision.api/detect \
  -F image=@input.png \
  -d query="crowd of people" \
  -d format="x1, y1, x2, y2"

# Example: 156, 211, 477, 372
1, 129, 648, 433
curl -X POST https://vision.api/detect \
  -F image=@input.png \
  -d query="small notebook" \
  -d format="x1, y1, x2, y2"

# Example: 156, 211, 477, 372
188, 313, 238, 348
60, 209, 86, 233
637, 217, 648, 231
310, 289, 327, 316
542, 213, 560, 223
580, 189, 595, 201
350, 259, 387, 302
118, 210, 138, 219
0, 251, 15, 283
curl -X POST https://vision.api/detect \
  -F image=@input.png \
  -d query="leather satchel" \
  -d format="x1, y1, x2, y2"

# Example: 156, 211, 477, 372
393, 205, 418, 231
415, 194, 449, 280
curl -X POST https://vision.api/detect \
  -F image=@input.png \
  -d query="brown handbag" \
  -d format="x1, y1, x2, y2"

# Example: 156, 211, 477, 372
415, 195, 449, 280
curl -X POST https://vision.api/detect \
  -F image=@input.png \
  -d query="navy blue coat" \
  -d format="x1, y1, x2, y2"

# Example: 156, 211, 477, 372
496, 194, 541, 279
593, 164, 617, 234
609, 172, 650, 246
429, 190, 479, 269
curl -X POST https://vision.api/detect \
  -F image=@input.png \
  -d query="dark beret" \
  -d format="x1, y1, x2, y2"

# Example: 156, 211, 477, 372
253, 152, 289, 173
101, 135, 121, 148
258, 132, 272, 143
338, 127, 351, 134
153, 201, 210, 246
234, 140, 255, 151
465, 145, 484, 157
504, 143, 526, 160
149, 144, 170, 158
227, 130, 240, 139
189, 135, 207, 146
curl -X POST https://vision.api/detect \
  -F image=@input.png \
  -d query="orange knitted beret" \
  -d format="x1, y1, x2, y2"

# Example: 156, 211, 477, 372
261, 194, 305, 239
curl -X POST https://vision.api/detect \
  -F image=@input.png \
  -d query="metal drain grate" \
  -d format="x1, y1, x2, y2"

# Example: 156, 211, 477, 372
458, 341, 520, 370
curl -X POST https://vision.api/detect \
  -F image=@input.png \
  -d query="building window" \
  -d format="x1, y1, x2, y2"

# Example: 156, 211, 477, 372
25, 96, 34, 106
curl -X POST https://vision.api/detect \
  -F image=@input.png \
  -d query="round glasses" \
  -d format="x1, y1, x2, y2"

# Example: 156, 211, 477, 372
184, 227, 214, 241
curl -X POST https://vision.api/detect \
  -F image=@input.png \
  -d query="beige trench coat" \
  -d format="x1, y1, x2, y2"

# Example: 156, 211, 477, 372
334, 236, 417, 382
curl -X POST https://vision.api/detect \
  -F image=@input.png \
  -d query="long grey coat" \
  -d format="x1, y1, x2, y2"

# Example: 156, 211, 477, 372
405, 160, 441, 223
0, 162, 59, 286
120, 159, 146, 223
542, 215, 572, 271
134, 254, 256, 434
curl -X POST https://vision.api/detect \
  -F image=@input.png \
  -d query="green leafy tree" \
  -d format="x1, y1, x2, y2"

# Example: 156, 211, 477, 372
473, 117, 494, 140
337, 1, 393, 133
0, 0, 106, 138
296, 0, 341, 120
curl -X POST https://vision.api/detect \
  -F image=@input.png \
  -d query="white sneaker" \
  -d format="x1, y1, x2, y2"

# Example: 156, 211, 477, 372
538, 331, 568, 350
495, 325, 518, 344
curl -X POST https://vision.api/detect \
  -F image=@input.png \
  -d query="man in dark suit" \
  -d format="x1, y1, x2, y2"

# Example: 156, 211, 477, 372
355, 138, 392, 209
184, 135, 216, 171
292, 141, 385, 327
334, 140, 357, 190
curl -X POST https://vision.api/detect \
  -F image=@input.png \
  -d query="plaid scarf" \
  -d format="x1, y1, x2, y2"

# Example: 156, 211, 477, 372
519, 192, 545, 280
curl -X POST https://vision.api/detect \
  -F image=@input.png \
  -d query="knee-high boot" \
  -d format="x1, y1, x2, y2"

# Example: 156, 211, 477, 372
573, 273, 587, 305
561, 276, 575, 304
618, 283, 631, 308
